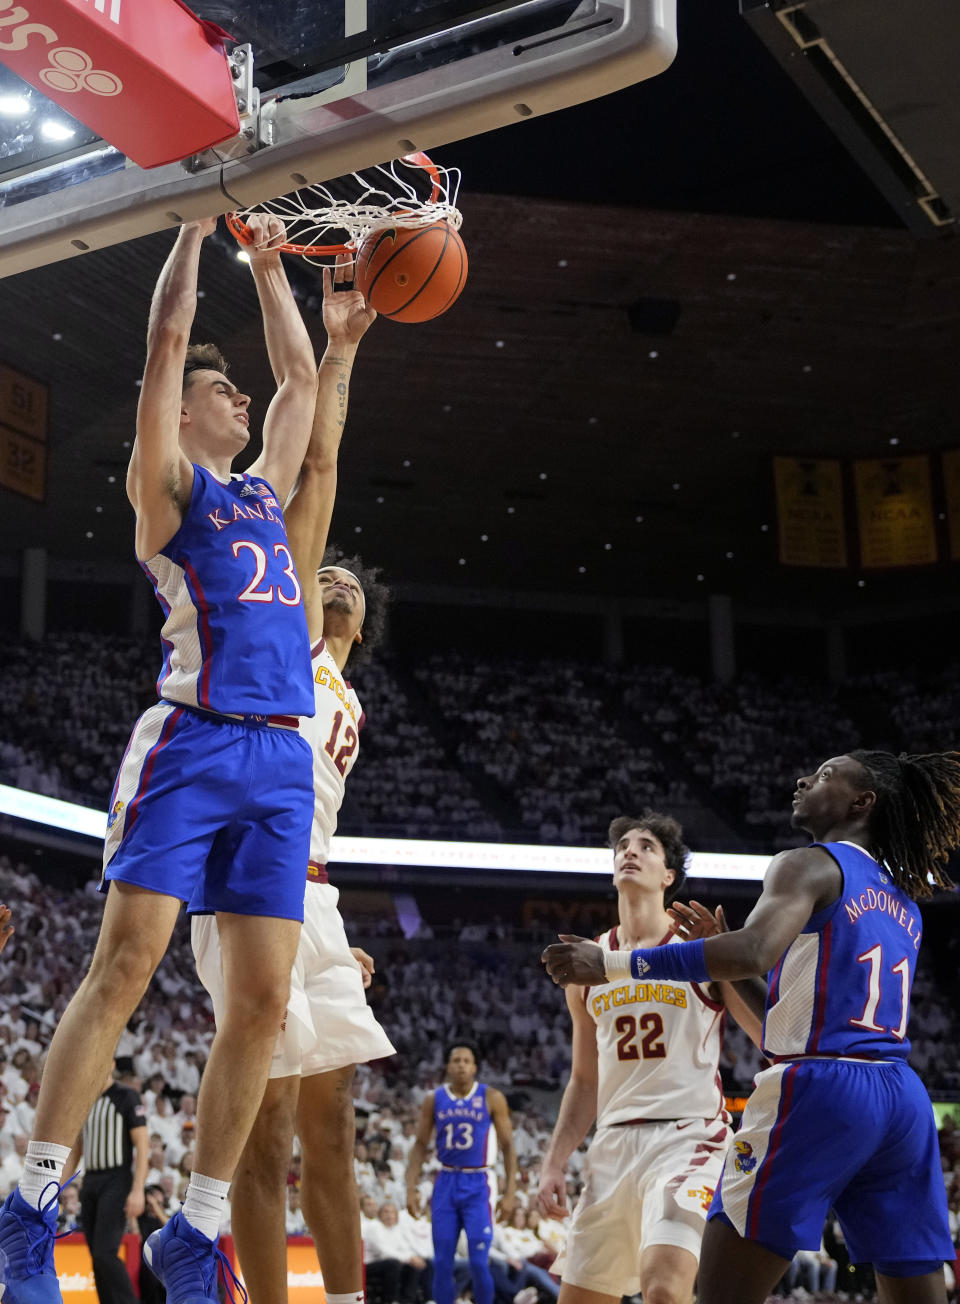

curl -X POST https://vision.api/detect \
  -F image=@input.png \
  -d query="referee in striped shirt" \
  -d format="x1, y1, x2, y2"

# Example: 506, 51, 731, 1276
68, 1066, 149, 1304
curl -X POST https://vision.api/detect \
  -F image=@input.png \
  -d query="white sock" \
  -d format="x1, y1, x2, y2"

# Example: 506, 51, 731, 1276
327, 1293, 365, 1304
19, 1142, 72, 1211
181, 1173, 230, 1242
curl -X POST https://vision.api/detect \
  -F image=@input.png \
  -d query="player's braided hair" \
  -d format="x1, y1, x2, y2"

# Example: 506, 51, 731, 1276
608, 810, 689, 908
182, 343, 229, 389
320, 545, 388, 667
849, 749, 960, 899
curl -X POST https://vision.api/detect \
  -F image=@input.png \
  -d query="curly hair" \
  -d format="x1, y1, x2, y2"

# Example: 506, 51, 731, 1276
320, 546, 388, 668
607, 810, 690, 907
182, 343, 229, 390
444, 1040, 481, 1070
848, 749, 960, 900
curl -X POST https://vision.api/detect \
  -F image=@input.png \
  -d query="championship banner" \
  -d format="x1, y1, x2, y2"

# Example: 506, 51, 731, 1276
853, 455, 937, 568
773, 456, 847, 567
942, 449, 960, 562
0, 0, 239, 168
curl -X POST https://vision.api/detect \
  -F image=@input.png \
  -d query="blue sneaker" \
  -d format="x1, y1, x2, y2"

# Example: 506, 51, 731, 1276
143, 1212, 244, 1304
0, 1188, 61, 1304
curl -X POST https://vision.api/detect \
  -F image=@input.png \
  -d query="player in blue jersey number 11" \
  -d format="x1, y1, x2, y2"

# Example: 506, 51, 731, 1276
543, 748, 960, 1304
406, 1043, 518, 1304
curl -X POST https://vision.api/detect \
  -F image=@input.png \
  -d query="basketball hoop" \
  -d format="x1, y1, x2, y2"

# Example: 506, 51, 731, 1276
225, 151, 462, 264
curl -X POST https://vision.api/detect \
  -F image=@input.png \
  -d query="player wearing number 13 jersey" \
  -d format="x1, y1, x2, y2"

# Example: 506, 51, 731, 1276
406, 1044, 518, 1304
538, 812, 764, 1304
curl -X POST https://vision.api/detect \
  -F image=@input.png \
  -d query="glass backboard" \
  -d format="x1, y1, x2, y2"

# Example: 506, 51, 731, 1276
0, 0, 676, 276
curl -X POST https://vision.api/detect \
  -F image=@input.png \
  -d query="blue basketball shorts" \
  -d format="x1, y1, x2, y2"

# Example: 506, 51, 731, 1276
102, 702, 313, 920
709, 1057, 953, 1269
431, 1170, 495, 1252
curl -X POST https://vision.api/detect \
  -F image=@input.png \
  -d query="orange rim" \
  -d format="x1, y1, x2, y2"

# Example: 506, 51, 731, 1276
224, 151, 446, 257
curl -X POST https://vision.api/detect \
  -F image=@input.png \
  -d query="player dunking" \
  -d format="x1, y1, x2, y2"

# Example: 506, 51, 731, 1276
191, 256, 395, 1304
0, 215, 319, 1304
538, 813, 762, 1304
545, 751, 960, 1304
406, 1043, 518, 1304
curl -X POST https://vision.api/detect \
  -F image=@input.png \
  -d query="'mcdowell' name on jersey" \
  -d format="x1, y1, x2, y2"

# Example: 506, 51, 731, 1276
844, 884, 921, 949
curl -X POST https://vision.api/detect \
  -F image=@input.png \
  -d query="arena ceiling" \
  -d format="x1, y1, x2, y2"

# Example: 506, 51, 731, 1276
1, 0, 959, 617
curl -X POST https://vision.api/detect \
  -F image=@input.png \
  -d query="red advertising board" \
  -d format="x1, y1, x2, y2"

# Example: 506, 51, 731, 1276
0, 0, 239, 167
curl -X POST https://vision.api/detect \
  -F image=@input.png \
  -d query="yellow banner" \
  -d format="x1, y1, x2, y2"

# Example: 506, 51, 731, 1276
773, 457, 847, 567
854, 455, 937, 567
943, 449, 960, 562
0, 423, 46, 502
0, 362, 48, 441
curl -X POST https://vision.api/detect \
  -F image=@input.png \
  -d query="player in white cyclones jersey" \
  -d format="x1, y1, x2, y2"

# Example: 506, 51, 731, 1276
537, 813, 764, 1304
192, 257, 393, 1304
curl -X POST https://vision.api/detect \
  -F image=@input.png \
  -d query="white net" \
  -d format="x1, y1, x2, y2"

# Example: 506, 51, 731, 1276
227, 153, 462, 265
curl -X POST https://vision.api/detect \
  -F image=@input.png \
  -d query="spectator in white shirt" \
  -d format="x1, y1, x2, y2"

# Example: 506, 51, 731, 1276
364, 1202, 430, 1304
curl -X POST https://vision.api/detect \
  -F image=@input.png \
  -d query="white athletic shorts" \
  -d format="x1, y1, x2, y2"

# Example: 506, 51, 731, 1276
192, 879, 395, 1078
553, 1116, 731, 1296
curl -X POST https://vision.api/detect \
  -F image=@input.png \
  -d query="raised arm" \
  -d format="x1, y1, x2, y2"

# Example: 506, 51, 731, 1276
128, 219, 215, 560
543, 847, 843, 988
244, 218, 319, 504
537, 986, 598, 1221
284, 257, 377, 639
488, 1087, 517, 1219
405, 1092, 436, 1216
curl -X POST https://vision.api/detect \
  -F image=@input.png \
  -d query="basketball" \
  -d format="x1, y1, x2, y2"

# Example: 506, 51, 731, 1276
354, 220, 468, 323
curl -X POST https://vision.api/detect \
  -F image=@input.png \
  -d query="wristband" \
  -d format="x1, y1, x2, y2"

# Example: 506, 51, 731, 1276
602, 939, 710, 984
630, 938, 709, 984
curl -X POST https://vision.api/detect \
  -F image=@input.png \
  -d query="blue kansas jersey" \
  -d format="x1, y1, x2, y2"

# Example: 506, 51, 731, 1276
763, 840, 921, 1061
434, 1083, 495, 1168
142, 466, 313, 717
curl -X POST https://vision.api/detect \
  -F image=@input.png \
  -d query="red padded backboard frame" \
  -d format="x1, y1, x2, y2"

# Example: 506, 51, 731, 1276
0, 0, 239, 168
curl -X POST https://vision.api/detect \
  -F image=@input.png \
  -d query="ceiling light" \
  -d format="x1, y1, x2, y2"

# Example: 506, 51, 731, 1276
40, 120, 76, 142
402, 459, 411, 468
507, 506, 515, 515
354, 525, 362, 533
888, 437, 899, 446
696, 574, 705, 582
0, 95, 30, 116
604, 543, 612, 551
648, 350, 658, 359
578, 566, 586, 574
376, 496, 384, 504
480, 534, 488, 542
495, 340, 505, 349
458, 558, 466, 565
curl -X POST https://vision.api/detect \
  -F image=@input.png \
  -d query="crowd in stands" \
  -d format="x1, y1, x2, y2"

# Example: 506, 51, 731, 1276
2, 851, 960, 1301
8, 632, 960, 857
